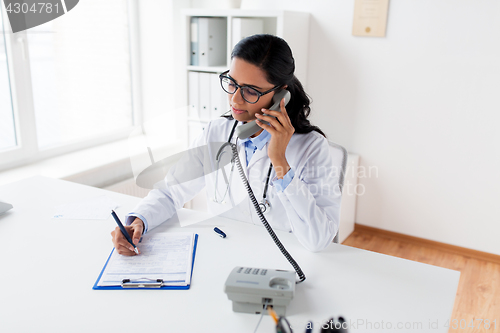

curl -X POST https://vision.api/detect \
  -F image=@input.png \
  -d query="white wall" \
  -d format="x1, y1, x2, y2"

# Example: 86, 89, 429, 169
136, 1, 175, 123
298, 0, 500, 255
138, 0, 500, 254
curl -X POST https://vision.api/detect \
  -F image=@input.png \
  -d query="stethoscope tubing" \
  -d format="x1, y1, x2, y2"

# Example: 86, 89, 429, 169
214, 120, 272, 214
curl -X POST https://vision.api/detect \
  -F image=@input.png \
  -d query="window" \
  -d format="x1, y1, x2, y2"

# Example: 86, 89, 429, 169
0, 7, 16, 151
0, 0, 140, 171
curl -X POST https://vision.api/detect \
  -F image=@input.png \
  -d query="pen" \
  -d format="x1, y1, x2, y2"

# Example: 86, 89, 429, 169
213, 226, 226, 238
111, 210, 139, 254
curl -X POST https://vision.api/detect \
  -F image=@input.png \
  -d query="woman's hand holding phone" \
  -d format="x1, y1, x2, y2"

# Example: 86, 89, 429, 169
255, 97, 295, 179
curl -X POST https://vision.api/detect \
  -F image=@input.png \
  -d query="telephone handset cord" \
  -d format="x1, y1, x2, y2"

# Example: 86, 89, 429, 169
228, 142, 306, 284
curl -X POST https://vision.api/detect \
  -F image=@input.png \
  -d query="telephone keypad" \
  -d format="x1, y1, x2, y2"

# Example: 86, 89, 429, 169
237, 267, 268, 275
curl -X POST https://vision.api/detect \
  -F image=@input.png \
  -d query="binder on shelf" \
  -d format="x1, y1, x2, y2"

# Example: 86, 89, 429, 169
198, 72, 212, 120
198, 17, 227, 67
188, 71, 200, 118
190, 17, 199, 66
232, 18, 264, 49
189, 71, 227, 122
210, 73, 228, 119
93, 233, 198, 290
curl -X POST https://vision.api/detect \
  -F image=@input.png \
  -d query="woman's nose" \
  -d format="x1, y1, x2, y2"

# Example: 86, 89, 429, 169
231, 87, 245, 104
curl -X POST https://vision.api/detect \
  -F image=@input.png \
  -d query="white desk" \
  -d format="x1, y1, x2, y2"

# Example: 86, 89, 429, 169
0, 176, 459, 333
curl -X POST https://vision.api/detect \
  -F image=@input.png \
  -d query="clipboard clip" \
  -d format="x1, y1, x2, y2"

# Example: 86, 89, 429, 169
121, 278, 164, 288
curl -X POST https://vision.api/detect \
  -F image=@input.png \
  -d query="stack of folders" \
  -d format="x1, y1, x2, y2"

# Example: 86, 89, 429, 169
190, 17, 227, 67
93, 232, 198, 290
188, 71, 228, 121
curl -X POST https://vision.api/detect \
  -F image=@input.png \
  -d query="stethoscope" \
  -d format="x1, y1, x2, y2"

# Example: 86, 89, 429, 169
214, 120, 273, 214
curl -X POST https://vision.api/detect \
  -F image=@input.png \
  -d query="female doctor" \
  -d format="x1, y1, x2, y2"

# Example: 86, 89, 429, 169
111, 34, 341, 254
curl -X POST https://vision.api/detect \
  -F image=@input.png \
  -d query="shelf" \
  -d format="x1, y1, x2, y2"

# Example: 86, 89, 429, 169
182, 8, 289, 18
187, 65, 227, 73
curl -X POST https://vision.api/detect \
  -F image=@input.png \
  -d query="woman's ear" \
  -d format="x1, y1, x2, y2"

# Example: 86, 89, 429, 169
283, 85, 288, 90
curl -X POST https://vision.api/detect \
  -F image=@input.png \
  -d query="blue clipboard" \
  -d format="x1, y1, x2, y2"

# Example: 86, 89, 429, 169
93, 234, 198, 290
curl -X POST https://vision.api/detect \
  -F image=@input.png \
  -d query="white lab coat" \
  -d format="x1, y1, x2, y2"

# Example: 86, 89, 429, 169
129, 117, 341, 252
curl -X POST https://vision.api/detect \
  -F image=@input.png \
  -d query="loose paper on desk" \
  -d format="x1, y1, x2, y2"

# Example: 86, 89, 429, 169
97, 232, 196, 287
53, 195, 119, 220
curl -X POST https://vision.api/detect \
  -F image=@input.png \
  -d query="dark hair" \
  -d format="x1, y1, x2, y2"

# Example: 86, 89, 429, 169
230, 34, 326, 137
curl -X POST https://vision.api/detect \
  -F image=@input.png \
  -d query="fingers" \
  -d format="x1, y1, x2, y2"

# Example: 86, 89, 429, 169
260, 98, 288, 119
256, 98, 294, 132
255, 116, 275, 133
255, 113, 289, 134
131, 223, 143, 246
255, 109, 280, 129
111, 226, 140, 256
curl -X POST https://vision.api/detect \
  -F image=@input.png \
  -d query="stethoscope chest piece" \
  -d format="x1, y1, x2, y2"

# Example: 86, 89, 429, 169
259, 199, 271, 214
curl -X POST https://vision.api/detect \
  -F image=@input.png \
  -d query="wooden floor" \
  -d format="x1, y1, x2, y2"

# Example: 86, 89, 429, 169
342, 229, 500, 333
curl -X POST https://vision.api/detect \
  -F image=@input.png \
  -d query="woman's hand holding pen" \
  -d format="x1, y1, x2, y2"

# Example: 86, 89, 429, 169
111, 217, 144, 256
255, 97, 295, 179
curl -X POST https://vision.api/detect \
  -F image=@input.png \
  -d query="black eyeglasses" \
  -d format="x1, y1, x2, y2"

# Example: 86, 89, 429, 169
219, 70, 281, 104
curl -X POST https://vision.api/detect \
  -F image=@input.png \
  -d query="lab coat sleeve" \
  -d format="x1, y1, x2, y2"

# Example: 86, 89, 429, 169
275, 138, 341, 252
272, 168, 295, 192
127, 132, 209, 233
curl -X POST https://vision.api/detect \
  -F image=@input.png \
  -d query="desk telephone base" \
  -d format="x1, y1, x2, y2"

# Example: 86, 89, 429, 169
224, 266, 295, 316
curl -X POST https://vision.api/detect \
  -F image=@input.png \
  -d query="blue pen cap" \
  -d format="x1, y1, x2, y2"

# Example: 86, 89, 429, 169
214, 227, 226, 238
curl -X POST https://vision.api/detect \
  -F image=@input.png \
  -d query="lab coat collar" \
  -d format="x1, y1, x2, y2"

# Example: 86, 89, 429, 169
247, 143, 269, 169
237, 129, 271, 169
237, 129, 271, 149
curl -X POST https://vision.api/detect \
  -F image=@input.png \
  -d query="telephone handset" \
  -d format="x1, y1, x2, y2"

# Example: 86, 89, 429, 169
235, 89, 291, 140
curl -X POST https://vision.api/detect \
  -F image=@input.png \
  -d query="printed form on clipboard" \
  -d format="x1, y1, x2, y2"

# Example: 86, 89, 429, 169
93, 232, 198, 290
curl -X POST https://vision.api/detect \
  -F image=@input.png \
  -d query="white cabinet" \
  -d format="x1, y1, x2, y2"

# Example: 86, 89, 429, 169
339, 154, 359, 243
182, 9, 310, 143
